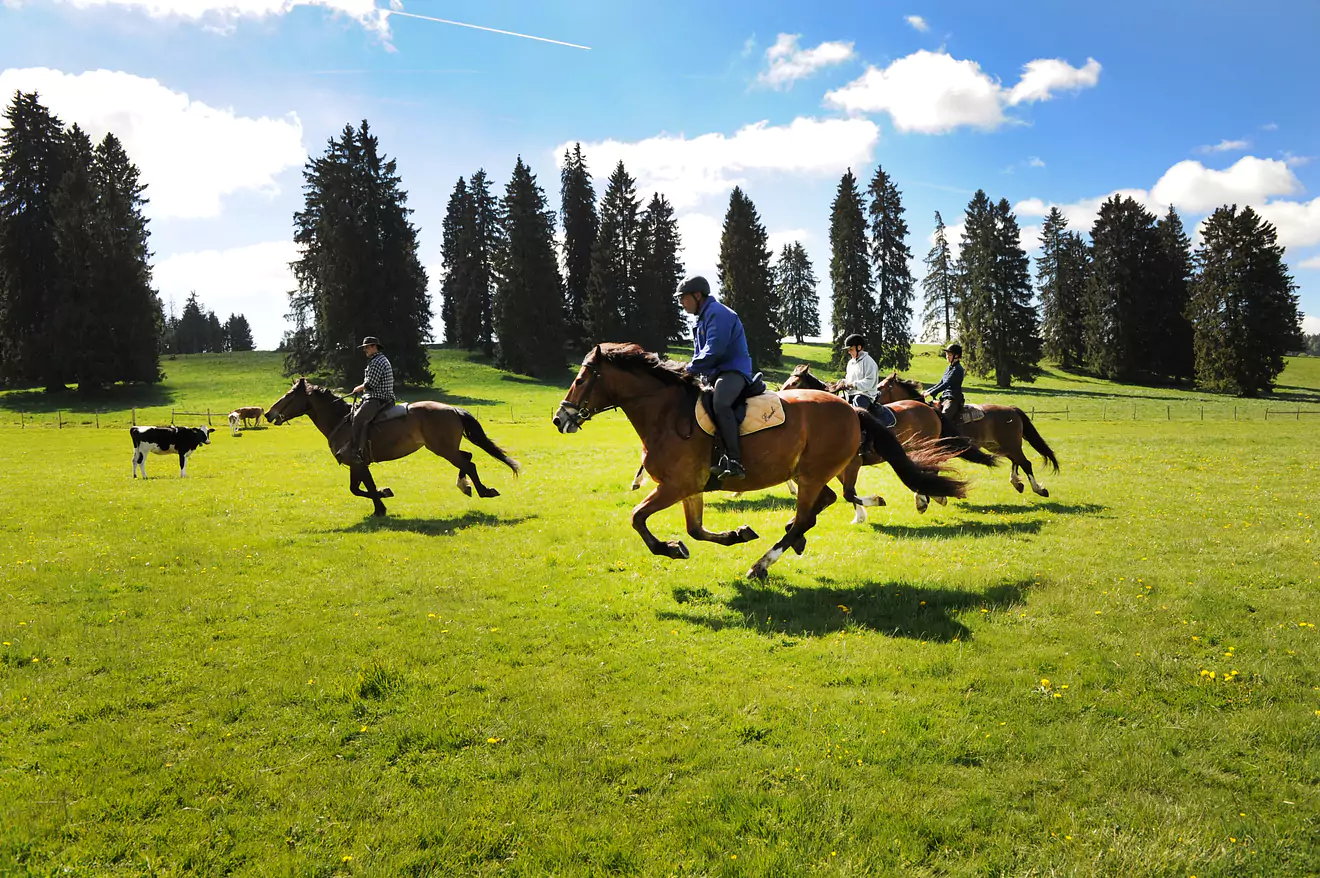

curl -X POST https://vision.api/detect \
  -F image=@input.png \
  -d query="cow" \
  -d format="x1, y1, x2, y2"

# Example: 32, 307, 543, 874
130, 426, 214, 478
227, 405, 264, 435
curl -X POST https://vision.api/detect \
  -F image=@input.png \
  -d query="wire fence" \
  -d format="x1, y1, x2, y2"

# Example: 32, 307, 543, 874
0, 400, 1317, 429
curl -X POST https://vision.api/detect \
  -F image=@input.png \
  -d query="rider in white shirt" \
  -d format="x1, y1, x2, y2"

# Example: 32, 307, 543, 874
842, 332, 879, 409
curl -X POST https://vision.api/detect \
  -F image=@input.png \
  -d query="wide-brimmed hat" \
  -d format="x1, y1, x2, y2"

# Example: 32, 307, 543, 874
677, 276, 710, 299
844, 333, 866, 348
358, 336, 382, 349
942, 343, 963, 356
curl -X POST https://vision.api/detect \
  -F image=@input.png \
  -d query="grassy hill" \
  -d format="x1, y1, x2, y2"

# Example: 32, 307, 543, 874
1, 347, 1317, 875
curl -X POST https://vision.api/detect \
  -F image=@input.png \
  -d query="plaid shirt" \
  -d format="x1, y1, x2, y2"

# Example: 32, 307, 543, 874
362, 352, 395, 402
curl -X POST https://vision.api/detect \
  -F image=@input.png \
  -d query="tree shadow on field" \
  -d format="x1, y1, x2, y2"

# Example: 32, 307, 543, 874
333, 510, 535, 537
0, 383, 175, 413
708, 492, 798, 513
1270, 384, 1320, 404
659, 577, 1037, 642
397, 387, 503, 409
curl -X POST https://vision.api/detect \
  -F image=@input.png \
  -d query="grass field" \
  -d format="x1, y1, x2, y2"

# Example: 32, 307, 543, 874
2, 345, 1318, 876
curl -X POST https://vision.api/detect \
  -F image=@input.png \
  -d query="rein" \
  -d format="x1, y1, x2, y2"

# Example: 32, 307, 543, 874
560, 359, 696, 439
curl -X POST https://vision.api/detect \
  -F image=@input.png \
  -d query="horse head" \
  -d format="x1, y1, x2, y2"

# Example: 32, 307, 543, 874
554, 346, 612, 433
265, 377, 312, 426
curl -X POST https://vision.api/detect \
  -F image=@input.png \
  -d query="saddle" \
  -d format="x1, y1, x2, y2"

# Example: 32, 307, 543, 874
371, 402, 409, 423
695, 374, 784, 437
864, 402, 897, 429
958, 404, 986, 424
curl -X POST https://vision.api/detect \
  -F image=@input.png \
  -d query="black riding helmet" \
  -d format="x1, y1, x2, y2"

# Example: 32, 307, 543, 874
943, 343, 963, 357
844, 333, 866, 348
677, 276, 710, 299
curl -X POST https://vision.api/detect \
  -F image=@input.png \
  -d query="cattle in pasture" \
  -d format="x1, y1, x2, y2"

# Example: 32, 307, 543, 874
130, 426, 214, 478
228, 406, 264, 435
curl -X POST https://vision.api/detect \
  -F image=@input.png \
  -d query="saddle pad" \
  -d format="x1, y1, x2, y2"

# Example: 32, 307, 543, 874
695, 393, 786, 437
961, 404, 985, 423
872, 405, 897, 429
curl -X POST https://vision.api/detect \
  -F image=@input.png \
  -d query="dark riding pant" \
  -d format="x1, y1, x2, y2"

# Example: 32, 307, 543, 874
846, 392, 874, 410
350, 398, 389, 461
940, 396, 965, 434
712, 372, 748, 463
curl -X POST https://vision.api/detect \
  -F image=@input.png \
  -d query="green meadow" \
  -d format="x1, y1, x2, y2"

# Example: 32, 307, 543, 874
1, 345, 1318, 876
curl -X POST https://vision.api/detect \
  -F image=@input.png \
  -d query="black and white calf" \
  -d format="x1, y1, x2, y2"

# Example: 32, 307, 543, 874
130, 426, 215, 478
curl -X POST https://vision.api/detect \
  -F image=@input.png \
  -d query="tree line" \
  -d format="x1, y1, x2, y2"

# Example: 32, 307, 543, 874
164, 291, 254, 355
0, 92, 162, 392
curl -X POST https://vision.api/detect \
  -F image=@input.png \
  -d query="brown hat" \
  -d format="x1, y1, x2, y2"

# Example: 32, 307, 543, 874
358, 336, 382, 349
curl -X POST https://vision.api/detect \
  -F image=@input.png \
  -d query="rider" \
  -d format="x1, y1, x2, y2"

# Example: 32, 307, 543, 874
679, 276, 753, 480
924, 342, 966, 432
841, 332, 879, 410
346, 336, 395, 464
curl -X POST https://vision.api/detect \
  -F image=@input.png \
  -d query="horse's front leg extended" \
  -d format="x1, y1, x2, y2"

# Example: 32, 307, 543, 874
749, 481, 836, 579
350, 463, 390, 516
681, 495, 758, 546
631, 483, 692, 560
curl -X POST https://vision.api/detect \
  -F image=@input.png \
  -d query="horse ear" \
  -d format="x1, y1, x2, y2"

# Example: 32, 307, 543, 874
593, 344, 602, 358
297, 377, 306, 389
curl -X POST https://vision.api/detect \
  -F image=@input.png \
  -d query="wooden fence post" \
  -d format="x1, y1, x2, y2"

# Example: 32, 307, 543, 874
95, 410, 100, 429
1167, 405, 1170, 420
1065, 405, 1069, 421
1102, 403, 1106, 421
1133, 403, 1137, 420
132, 407, 136, 426
1030, 406, 1035, 419
58, 411, 63, 429
171, 409, 176, 425
19, 411, 23, 429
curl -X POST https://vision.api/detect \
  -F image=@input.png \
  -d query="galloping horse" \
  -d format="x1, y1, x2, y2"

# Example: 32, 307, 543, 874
265, 378, 519, 516
876, 372, 1059, 496
553, 344, 965, 579
779, 364, 997, 517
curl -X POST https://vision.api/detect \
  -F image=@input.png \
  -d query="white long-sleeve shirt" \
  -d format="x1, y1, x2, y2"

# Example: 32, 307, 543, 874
844, 351, 880, 396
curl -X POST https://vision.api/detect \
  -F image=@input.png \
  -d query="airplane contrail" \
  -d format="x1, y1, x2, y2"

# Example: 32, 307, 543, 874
385, 9, 591, 50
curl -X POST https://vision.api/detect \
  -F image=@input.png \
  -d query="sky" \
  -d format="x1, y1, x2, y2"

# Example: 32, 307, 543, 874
1, 0, 1318, 350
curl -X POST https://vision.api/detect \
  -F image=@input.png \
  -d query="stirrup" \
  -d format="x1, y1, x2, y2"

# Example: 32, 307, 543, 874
714, 456, 746, 479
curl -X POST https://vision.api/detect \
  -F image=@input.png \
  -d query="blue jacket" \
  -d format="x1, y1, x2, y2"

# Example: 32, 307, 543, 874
927, 361, 965, 401
686, 296, 753, 381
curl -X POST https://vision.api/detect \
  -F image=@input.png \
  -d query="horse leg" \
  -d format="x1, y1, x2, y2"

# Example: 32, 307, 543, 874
835, 457, 883, 525
631, 457, 647, 491
682, 496, 759, 546
1017, 455, 1049, 497
452, 449, 500, 498
750, 482, 834, 579
915, 493, 929, 514
349, 463, 389, 516
631, 483, 692, 560
1009, 461, 1025, 493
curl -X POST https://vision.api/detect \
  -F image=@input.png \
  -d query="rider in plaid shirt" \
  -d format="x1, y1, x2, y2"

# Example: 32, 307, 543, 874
346, 336, 395, 463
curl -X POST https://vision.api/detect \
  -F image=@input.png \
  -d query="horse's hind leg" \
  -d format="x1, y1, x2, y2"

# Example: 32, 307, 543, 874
682, 495, 758, 546
836, 458, 883, 525
1016, 454, 1048, 497
751, 481, 834, 579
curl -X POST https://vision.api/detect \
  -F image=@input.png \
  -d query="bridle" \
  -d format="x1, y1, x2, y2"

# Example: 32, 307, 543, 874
557, 360, 616, 429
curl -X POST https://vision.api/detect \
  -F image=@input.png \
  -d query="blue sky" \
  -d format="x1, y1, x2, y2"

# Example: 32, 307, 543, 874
2, 0, 1318, 349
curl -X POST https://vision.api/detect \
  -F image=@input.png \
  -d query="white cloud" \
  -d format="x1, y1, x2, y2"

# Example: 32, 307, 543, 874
1196, 139, 1250, 154
558, 116, 879, 211
1283, 152, 1314, 168
43, 0, 391, 35
154, 241, 298, 350
1299, 255, 1320, 270
1254, 197, 1320, 249
1014, 189, 1153, 234
676, 213, 721, 292
1302, 315, 1320, 334
904, 15, 929, 32
1006, 57, 1101, 106
825, 50, 1101, 134
0, 68, 306, 220
1150, 157, 1302, 215
767, 228, 811, 257
930, 219, 967, 261
757, 34, 855, 90
1028, 156, 1046, 168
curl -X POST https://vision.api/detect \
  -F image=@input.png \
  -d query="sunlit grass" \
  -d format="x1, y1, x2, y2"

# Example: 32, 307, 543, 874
0, 347, 1317, 875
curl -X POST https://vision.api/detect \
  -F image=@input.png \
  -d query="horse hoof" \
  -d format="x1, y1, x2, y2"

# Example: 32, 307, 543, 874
790, 537, 806, 555
669, 541, 690, 560
457, 484, 473, 497
736, 526, 759, 542
1013, 482, 1025, 493
373, 508, 387, 517
746, 564, 769, 581
1038, 488, 1050, 498
379, 488, 394, 498
933, 496, 947, 506
479, 488, 500, 498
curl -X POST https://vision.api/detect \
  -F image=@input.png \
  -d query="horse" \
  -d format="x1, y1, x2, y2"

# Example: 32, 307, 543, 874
227, 405, 264, 435
264, 378, 520, 516
779, 364, 998, 518
553, 344, 966, 580
876, 372, 1059, 496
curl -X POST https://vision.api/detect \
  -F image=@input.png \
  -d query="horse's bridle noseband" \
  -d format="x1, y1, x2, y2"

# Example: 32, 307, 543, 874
557, 361, 617, 428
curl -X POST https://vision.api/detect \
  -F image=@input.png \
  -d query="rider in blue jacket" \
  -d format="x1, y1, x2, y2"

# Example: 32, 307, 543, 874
680, 276, 753, 479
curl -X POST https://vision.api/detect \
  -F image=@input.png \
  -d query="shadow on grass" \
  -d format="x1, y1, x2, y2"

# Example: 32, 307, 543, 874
333, 510, 536, 537
708, 492, 798, 513
660, 577, 1037, 642
958, 501, 1109, 516
395, 387, 504, 408
1270, 385, 1320, 404
869, 518, 1046, 539
0, 383, 176, 413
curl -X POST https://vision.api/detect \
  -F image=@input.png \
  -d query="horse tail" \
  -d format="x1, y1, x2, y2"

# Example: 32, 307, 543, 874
931, 405, 998, 467
857, 410, 967, 499
1015, 408, 1059, 473
456, 408, 521, 476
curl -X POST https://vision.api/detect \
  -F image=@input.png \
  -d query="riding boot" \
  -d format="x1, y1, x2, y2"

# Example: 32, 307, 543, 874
713, 420, 746, 479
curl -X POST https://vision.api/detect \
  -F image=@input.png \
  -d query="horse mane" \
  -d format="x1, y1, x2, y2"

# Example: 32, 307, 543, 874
892, 375, 924, 395
593, 343, 701, 389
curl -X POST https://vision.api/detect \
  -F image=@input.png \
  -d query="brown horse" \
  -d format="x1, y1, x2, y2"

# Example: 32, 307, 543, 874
265, 378, 519, 516
780, 364, 997, 518
553, 344, 965, 579
876, 372, 1059, 496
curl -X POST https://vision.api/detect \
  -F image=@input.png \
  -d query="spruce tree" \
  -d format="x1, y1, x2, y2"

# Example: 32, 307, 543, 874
920, 211, 957, 343
493, 157, 565, 377
0, 91, 70, 389
1152, 206, 1195, 381
469, 168, 502, 357
866, 165, 914, 370
176, 292, 207, 354
439, 177, 478, 348
717, 186, 779, 367
774, 242, 820, 344
1188, 205, 1302, 395
955, 190, 995, 368
560, 142, 597, 351
51, 125, 98, 389
634, 193, 685, 354
206, 310, 226, 352
291, 120, 432, 386
1084, 195, 1160, 381
584, 161, 638, 344
225, 314, 254, 351
828, 169, 873, 367
1036, 207, 1088, 370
